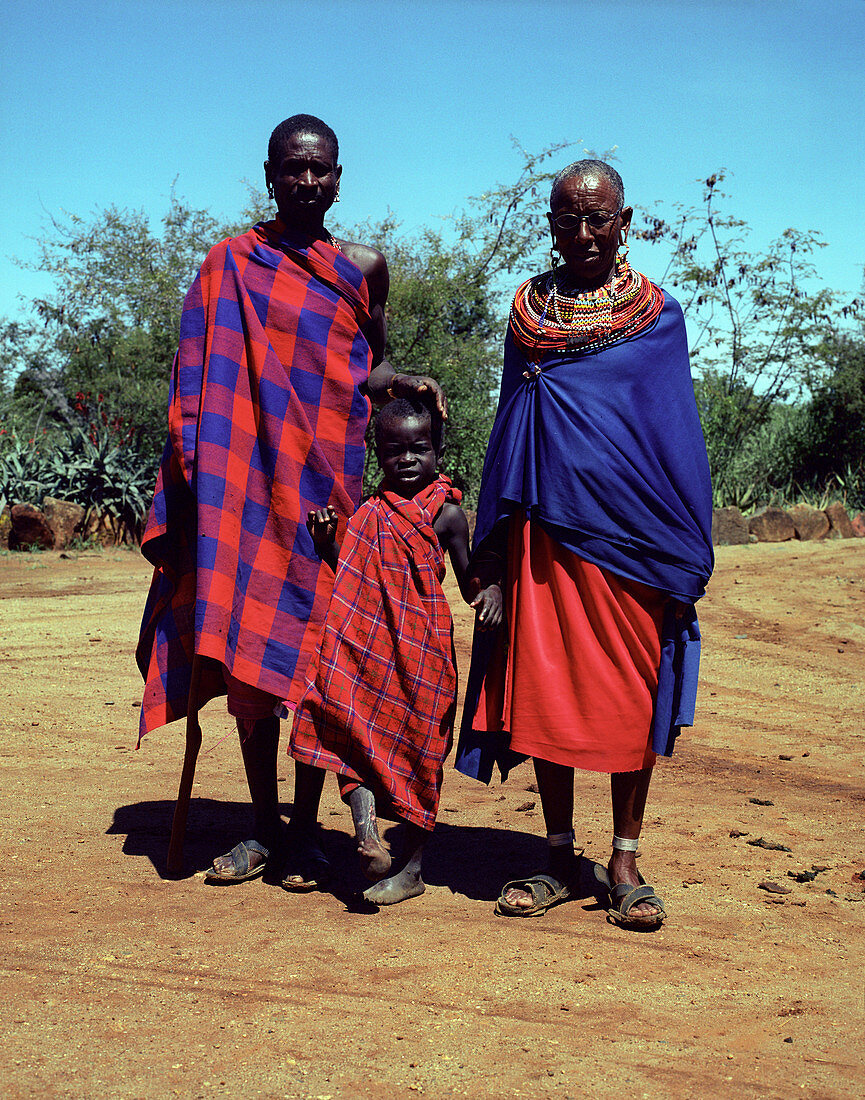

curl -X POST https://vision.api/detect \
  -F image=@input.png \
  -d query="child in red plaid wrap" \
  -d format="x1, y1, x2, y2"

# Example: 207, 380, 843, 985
288, 397, 502, 904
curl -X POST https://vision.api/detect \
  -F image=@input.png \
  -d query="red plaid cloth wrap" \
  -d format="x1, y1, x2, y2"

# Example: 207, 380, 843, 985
289, 476, 461, 832
136, 220, 373, 739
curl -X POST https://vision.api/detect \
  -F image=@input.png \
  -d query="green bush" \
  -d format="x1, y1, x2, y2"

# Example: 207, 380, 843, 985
0, 424, 158, 535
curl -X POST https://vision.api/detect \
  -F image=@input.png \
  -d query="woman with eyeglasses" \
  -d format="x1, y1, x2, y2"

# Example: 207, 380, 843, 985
455, 160, 714, 928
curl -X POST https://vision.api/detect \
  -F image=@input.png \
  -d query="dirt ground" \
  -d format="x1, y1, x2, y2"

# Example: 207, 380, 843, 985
1, 538, 863, 1099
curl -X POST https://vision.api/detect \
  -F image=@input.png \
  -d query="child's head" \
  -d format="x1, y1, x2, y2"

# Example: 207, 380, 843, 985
374, 397, 443, 498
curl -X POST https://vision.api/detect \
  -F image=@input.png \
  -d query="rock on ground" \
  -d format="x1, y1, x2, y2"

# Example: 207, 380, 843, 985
747, 505, 795, 543
712, 506, 749, 545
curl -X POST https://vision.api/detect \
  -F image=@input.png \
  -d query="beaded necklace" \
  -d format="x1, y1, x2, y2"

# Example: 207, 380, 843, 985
509, 257, 664, 360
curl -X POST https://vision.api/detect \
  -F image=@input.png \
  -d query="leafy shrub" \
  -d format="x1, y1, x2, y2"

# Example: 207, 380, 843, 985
0, 425, 158, 537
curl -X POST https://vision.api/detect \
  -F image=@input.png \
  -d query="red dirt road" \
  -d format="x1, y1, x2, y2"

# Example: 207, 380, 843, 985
1, 540, 863, 1098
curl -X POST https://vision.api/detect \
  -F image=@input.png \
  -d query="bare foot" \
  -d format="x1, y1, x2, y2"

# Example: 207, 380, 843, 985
348, 785, 391, 881
607, 849, 663, 923
280, 829, 330, 891
358, 834, 392, 881
363, 867, 425, 906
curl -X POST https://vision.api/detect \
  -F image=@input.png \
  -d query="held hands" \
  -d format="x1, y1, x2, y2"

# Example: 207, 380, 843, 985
390, 373, 448, 420
470, 584, 503, 631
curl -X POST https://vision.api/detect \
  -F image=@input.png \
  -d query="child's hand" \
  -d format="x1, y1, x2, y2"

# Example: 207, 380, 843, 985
306, 506, 338, 550
470, 584, 503, 631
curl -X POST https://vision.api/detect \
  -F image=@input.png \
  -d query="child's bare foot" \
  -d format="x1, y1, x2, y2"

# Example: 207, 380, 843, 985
358, 834, 392, 880
347, 784, 391, 880
362, 866, 425, 905
279, 827, 331, 891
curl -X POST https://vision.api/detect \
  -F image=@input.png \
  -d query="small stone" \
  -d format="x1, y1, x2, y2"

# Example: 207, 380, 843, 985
749, 798, 774, 806
787, 870, 817, 883
783, 1036, 794, 1044
779, 754, 794, 761
748, 837, 792, 852
758, 881, 791, 894
515, 801, 536, 812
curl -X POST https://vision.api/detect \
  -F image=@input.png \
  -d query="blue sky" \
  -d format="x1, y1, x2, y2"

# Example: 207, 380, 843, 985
1, 0, 863, 323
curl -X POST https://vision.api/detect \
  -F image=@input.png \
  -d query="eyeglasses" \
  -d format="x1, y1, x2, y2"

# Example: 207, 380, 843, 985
551, 209, 622, 232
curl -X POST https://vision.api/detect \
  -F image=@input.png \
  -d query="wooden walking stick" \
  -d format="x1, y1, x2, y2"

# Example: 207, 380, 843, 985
166, 653, 203, 874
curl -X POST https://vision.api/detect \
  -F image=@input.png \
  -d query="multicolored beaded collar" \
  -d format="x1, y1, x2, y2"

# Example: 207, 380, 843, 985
509, 257, 664, 360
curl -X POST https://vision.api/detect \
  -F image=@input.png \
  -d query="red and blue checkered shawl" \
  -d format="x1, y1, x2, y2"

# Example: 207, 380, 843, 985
288, 475, 461, 832
136, 220, 373, 739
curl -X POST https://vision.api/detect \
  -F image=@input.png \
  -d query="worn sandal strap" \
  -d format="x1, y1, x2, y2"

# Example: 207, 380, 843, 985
612, 883, 665, 919
504, 874, 564, 903
229, 839, 269, 876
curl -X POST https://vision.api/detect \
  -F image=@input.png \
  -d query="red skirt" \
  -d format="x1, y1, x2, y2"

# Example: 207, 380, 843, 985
473, 515, 666, 773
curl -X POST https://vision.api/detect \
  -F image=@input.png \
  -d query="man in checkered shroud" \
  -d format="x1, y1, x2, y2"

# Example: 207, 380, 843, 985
136, 115, 444, 886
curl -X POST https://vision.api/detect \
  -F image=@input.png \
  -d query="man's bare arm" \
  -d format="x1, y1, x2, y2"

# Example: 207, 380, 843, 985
339, 239, 446, 416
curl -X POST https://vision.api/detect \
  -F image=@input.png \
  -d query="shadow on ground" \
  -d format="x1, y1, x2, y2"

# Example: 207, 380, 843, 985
107, 798, 605, 909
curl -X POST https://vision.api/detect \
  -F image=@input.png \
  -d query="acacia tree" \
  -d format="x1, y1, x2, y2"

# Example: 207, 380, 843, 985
5, 197, 223, 454
633, 172, 842, 499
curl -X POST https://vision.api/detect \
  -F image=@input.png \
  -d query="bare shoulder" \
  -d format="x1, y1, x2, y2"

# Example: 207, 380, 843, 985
335, 240, 389, 307
433, 500, 469, 543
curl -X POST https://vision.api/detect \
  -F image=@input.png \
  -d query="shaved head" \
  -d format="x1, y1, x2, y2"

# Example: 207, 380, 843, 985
268, 114, 338, 165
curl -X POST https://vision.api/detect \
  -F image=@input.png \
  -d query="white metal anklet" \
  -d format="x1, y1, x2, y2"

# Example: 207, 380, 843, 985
612, 834, 639, 852
547, 830, 576, 847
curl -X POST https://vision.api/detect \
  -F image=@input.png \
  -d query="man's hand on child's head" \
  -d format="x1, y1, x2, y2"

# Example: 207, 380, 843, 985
390, 373, 448, 420
307, 506, 338, 548
470, 584, 503, 630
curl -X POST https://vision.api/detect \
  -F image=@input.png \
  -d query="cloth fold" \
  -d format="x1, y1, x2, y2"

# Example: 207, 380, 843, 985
136, 221, 373, 739
288, 476, 460, 831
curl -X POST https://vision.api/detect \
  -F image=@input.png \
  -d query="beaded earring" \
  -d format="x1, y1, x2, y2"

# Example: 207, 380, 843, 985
618, 234, 629, 260
267, 184, 274, 200
334, 181, 341, 203
550, 245, 560, 271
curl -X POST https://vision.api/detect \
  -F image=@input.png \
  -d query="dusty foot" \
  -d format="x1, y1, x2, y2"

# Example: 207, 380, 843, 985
607, 849, 663, 923
359, 834, 392, 881
207, 839, 267, 879
362, 867, 425, 905
279, 828, 330, 891
347, 786, 392, 881
501, 846, 577, 910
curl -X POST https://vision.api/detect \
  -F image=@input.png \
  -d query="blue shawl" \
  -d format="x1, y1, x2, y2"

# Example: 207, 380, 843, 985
456, 291, 714, 781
